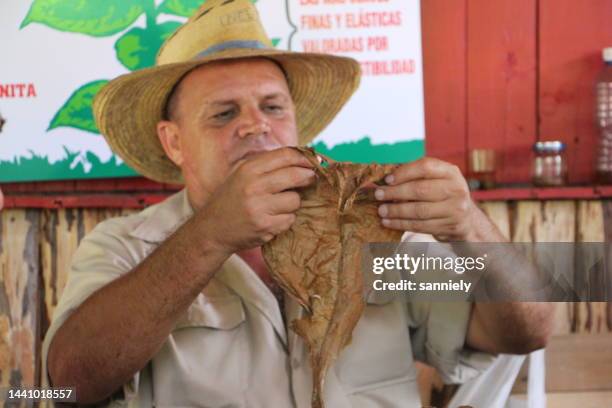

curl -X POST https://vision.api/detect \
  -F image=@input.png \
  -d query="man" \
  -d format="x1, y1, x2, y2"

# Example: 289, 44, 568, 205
43, 0, 553, 406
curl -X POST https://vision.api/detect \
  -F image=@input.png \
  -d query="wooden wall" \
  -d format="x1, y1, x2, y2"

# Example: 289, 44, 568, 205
1, 201, 611, 407
0, 208, 134, 397
422, 0, 612, 184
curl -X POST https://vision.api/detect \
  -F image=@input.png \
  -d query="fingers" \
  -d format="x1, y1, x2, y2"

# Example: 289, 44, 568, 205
264, 191, 301, 214
256, 166, 316, 194
254, 213, 297, 245
378, 200, 453, 220
376, 179, 464, 202
385, 157, 461, 185
242, 147, 314, 175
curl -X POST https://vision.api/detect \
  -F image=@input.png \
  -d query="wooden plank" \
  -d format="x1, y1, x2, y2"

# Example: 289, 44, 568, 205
40, 208, 131, 337
467, 0, 537, 184
511, 201, 576, 334
604, 201, 612, 331
540, 201, 576, 336
0, 210, 40, 388
546, 392, 612, 408
39, 208, 136, 395
478, 201, 510, 239
511, 201, 540, 242
511, 392, 612, 407
513, 333, 612, 394
0, 181, 76, 194
4, 193, 170, 209
537, 201, 576, 243
473, 187, 602, 202
4, 187, 611, 209
40, 209, 81, 336
545, 334, 612, 392
575, 201, 609, 333
539, 0, 612, 184
421, 0, 468, 171
1, 177, 172, 194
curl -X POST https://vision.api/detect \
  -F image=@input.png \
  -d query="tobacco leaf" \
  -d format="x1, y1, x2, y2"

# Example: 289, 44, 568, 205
262, 147, 403, 408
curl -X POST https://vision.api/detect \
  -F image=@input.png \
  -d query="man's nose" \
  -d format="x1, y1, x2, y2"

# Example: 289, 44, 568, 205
237, 107, 271, 139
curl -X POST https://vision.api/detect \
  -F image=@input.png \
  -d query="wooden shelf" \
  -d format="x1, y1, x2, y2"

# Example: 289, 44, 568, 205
472, 186, 612, 201
3, 183, 612, 209
4, 193, 170, 209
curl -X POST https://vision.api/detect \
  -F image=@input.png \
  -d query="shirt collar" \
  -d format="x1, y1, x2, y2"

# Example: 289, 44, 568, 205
129, 189, 194, 243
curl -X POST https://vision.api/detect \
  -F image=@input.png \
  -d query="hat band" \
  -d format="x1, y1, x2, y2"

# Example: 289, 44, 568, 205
194, 40, 269, 58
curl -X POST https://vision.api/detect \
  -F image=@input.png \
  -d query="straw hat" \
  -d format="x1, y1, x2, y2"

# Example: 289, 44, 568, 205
93, 0, 361, 184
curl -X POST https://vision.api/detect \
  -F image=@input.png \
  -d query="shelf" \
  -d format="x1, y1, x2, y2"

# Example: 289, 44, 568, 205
3, 193, 170, 209
3, 185, 612, 209
471, 186, 612, 201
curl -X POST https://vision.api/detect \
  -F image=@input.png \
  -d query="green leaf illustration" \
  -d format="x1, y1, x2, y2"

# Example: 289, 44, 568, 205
158, 0, 206, 17
115, 22, 181, 71
48, 80, 108, 134
158, 0, 256, 18
271, 38, 280, 47
21, 0, 145, 37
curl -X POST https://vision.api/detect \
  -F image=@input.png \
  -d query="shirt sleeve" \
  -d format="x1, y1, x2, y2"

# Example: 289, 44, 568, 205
401, 232, 497, 384
41, 217, 146, 405
407, 300, 496, 384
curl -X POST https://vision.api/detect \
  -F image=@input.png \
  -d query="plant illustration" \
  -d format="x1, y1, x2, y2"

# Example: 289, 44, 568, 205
20, 0, 262, 135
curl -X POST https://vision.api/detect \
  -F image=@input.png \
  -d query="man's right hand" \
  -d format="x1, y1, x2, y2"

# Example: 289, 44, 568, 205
199, 147, 316, 255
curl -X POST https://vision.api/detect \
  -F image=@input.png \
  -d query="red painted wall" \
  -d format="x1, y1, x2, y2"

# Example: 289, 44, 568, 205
423, 0, 612, 184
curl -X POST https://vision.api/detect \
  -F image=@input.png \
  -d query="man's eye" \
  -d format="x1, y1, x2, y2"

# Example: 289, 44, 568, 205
213, 110, 235, 120
264, 105, 283, 113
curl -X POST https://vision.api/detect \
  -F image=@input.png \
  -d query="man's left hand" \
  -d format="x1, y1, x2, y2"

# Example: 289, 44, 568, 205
375, 157, 493, 242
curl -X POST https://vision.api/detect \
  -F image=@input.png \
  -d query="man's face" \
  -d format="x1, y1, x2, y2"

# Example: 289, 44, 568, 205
157, 58, 298, 208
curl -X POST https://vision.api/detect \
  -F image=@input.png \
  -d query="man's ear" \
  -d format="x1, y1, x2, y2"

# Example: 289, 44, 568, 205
157, 121, 183, 167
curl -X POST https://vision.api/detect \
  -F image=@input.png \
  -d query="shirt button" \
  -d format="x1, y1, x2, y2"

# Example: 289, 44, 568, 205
292, 358, 301, 368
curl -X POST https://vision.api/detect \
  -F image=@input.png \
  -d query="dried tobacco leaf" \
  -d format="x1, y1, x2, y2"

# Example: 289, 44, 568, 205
262, 147, 404, 408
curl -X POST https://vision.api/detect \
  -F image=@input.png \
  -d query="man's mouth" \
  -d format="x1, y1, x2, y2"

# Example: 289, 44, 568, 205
241, 150, 268, 160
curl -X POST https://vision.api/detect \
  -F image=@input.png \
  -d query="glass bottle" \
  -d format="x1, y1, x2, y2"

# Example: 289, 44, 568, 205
596, 47, 612, 183
532, 141, 568, 187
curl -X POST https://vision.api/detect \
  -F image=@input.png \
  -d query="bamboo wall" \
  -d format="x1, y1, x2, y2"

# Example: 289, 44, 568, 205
1, 201, 611, 406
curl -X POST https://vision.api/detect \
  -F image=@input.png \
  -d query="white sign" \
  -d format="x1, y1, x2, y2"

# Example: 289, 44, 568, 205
0, 0, 424, 182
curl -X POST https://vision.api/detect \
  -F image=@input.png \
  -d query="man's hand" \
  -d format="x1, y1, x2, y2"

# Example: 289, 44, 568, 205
374, 158, 554, 354
374, 157, 498, 242
199, 147, 315, 254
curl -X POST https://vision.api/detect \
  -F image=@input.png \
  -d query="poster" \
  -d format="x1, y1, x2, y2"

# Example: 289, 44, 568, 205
0, 0, 424, 182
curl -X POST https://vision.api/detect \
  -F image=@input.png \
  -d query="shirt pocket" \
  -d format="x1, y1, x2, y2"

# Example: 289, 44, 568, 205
174, 295, 246, 330
334, 298, 417, 393
152, 295, 248, 408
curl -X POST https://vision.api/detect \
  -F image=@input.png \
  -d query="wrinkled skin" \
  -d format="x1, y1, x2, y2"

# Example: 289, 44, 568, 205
263, 147, 403, 408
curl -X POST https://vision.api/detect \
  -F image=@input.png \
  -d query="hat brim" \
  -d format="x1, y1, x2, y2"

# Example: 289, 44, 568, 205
93, 48, 361, 184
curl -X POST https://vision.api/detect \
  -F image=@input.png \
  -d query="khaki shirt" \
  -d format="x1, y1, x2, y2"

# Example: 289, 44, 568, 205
42, 190, 494, 408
